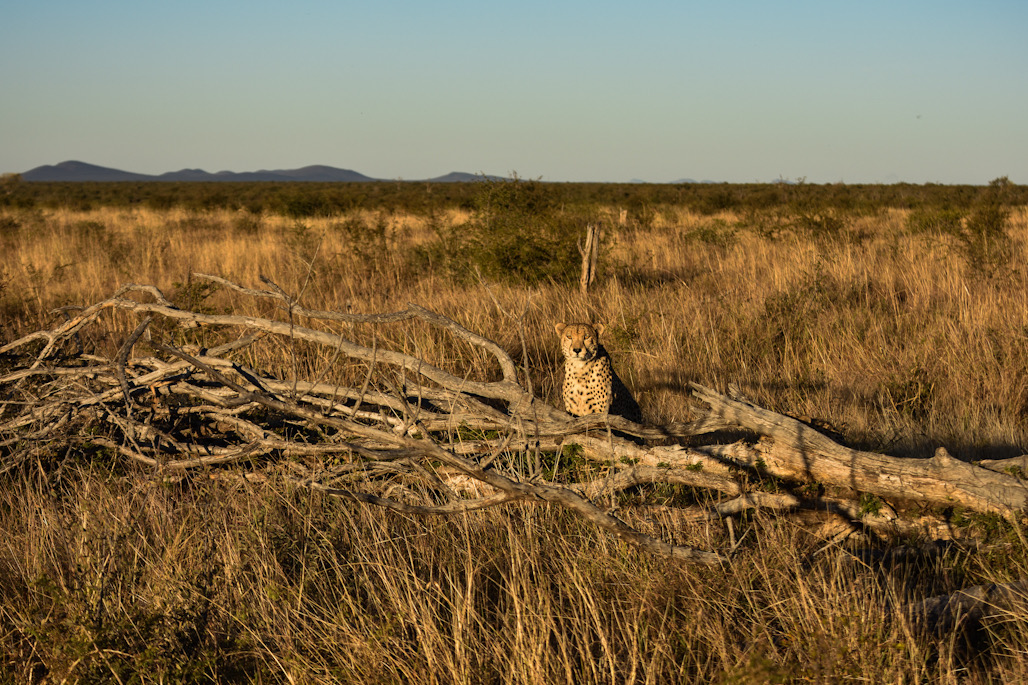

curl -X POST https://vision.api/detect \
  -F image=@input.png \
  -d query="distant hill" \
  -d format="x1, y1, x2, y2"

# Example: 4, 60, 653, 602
21, 161, 500, 183
631, 177, 719, 184
426, 172, 504, 183
22, 161, 152, 182
149, 165, 379, 182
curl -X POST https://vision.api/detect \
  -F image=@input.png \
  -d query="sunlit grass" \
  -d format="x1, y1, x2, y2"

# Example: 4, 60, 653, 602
3, 198, 1028, 681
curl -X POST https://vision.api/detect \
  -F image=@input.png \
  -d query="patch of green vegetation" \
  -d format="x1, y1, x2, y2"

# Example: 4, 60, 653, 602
793, 211, 846, 242
952, 202, 1013, 278
560, 442, 584, 461
332, 212, 390, 263
858, 493, 883, 517
796, 481, 824, 498
748, 458, 784, 492
6, 179, 1028, 217
1003, 465, 1027, 480
170, 279, 221, 313
684, 218, 738, 247
605, 317, 641, 349
454, 424, 502, 442
529, 442, 609, 482
231, 209, 263, 234
950, 507, 1010, 539
410, 176, 587, 285
905, 207, 964, 235
907, 179, 1016, 279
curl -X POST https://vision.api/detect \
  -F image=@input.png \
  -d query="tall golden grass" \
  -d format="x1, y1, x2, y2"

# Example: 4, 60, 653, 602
4, 203, 1027, 455
2, 200, 1028, 681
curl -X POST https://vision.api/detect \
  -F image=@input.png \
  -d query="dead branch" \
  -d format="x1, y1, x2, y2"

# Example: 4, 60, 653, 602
578, 223, 600, 295
687, 383, 1028, 517
3, 276, 1027, 567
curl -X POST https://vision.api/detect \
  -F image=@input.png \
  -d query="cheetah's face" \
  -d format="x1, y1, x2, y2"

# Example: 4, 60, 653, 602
554, 322, 605, 362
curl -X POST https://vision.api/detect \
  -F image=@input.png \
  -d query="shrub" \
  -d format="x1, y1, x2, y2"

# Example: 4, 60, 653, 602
905, 208, 964, 235
232, 210, 263, 235
682, 218, 738, 248
907, 189, 1014, 279
692, 187, 739, 215
410, 177, 585, 285
951, 203, 1013, 278
332, 213, 389, 263
793, 212, 846, 242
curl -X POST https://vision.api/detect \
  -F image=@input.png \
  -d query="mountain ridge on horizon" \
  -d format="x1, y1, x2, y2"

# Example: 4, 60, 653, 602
20, 160, 504, 183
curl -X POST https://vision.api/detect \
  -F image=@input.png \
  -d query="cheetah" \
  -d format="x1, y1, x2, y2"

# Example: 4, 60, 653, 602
554, 322, 642, 422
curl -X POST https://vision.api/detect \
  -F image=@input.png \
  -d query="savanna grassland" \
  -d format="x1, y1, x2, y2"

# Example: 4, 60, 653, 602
2, 177, 1028, 682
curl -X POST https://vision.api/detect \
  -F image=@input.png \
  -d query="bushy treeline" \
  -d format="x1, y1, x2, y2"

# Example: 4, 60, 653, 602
0, 179, 480, 216
2, 175, 1024, 217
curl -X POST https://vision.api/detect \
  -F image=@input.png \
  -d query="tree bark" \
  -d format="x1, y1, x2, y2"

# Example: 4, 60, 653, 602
578, 223, 600, 295
685, 383, 1028, 517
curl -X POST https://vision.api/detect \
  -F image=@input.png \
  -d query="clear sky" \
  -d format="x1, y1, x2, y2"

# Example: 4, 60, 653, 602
2, 0, 1026, 183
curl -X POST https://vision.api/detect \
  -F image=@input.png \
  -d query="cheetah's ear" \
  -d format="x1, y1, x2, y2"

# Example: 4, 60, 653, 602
594, 323, 605, 336
554, 323, 567, 336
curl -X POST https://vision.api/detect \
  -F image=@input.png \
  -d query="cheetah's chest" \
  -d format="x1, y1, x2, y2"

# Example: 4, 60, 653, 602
562, 358, 613, 416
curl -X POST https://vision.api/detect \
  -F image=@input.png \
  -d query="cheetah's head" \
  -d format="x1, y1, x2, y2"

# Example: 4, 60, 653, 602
554, 322, 605, 362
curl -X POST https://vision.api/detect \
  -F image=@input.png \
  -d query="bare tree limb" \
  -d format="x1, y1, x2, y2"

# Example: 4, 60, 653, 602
688, 383, 1028, 517
6, 276, 1025, 567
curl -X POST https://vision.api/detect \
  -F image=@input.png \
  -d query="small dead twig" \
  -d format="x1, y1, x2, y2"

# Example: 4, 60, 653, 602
115, 315, 152, 418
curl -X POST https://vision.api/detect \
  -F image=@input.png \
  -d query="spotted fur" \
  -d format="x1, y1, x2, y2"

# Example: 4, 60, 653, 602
554, 322, 642, 422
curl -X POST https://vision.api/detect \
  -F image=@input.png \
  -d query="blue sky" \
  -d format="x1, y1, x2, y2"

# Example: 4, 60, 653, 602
2, 0, 1026, 183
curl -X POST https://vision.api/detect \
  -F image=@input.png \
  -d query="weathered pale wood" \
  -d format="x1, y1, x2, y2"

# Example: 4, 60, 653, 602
578, 223, 601, 295
0, 280, 727, 563
687, 383, 1028, 517
6, 276, 1027, 567
978, 454, 1028, 475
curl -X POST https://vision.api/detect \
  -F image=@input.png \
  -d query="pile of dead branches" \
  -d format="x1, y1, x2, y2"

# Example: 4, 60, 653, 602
2, 275, 1027, 565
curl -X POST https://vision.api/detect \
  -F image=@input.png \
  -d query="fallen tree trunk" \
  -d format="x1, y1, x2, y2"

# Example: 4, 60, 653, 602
686, 384, 1028, 518
2, 276, 1025, 565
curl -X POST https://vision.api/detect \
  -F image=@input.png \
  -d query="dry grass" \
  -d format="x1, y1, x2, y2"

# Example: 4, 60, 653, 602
3, 200, 1028, 681
9, 203, 1023, 453
7, 463, 1028, 683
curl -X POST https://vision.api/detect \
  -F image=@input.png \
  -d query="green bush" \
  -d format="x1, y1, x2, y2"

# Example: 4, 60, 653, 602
231, 210, 263, 235
906, 187, 1015, 278
945, 203, 1014, 278
905, 207, 964, 235
411, 177, 586, 285
793, 211, 846, 242
332, 212, 389, 263
683, 218, 738, 248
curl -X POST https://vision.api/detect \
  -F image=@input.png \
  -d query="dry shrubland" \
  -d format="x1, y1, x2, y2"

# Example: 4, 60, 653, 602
2, 183, 1028, 682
